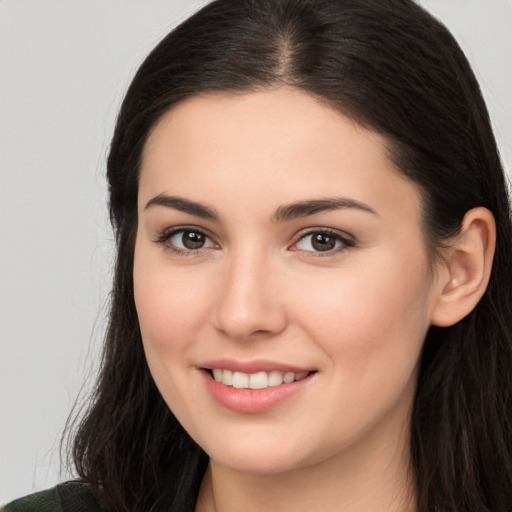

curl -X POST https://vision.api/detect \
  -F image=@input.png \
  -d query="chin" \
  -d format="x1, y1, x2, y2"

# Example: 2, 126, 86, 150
212, 450, 304, 475
198, 430, 311, 474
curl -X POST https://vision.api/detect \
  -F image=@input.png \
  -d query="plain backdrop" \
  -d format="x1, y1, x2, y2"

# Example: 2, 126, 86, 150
1, 0, 511, 504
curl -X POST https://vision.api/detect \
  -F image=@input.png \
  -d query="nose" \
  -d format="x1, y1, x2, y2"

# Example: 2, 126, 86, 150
212, 250, 288, 341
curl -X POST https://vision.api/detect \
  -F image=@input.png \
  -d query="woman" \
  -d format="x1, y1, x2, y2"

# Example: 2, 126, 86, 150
3, 0, 511, 510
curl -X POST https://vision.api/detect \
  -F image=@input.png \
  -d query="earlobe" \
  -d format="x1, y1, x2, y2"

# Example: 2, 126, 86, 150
431, 207, 496, 327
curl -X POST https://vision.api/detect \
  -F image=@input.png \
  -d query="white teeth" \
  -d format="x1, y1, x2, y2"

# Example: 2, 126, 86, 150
249, 371, 268, 389
268, 371, 284, 387
211, 369, 310, 389
232, 371, 249, 389
283, 372, 295, 384
223, 369, 233, 386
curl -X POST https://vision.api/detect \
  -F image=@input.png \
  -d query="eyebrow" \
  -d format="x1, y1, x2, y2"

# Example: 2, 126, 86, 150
144, 194, 220, 221
272, 197, 378, 222
144, 194, 377, 222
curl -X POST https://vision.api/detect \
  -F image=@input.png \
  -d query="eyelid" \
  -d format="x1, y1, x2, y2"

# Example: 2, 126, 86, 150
154, 225, 219, 254
153, 225, 355, 257
289, 227, 355, 255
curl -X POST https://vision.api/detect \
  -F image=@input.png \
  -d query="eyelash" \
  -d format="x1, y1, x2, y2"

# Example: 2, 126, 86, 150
154, 227, 355, 257
154, 227, 217, 256
293, 228, 355, 257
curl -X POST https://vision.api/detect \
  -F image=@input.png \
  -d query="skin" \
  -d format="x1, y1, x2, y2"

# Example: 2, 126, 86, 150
133, 88, 495, 512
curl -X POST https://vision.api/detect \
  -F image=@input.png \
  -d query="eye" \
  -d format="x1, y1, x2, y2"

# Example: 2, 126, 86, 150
156, 228, 217, 253
293, 230, 354, 254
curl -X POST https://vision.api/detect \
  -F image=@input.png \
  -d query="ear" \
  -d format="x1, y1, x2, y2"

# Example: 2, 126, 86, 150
431, 207, 496, 327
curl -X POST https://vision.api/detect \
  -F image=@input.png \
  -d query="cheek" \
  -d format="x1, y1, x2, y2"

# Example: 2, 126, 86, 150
291, 251, 432, 444
132, 246, 212, 425
293, 247, 432, 376
133, 247, 209, 359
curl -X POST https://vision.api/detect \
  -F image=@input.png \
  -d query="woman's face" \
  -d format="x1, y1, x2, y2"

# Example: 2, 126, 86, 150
134, 88, 443, 474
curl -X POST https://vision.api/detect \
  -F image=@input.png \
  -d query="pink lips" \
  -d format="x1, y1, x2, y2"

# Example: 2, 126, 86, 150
200, 359, 315, 414
202, 358, 311, 374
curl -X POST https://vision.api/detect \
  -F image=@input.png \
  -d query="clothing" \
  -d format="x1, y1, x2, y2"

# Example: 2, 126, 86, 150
1, 448, 208, 512
0, 482, 100, 512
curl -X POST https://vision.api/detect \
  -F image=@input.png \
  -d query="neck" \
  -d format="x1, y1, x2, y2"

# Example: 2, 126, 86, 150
195, 422, 416, 512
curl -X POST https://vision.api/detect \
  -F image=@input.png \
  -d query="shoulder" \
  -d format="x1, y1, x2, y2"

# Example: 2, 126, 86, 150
1, 481, 101, 512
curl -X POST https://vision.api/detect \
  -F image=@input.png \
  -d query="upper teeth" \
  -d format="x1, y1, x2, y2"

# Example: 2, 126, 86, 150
212, 369, 309, 389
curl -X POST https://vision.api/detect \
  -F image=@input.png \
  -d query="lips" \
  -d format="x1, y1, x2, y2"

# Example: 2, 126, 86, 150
200, 359, 316, 413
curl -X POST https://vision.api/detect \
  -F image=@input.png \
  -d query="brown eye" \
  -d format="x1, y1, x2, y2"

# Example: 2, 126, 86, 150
162, 229, 216, 252
311, 233, 336, 251
293, 230, 354, 254
181, 230, 206, 249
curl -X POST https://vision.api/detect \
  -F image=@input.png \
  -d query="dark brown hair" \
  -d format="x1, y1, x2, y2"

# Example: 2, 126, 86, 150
67, 1, 512, 510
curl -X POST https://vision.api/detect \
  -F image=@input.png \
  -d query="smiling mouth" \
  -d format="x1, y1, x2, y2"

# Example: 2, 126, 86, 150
205, 369, 314, 390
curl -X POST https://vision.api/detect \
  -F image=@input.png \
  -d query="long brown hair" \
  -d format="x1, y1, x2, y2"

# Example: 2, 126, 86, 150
67, 1, 512, 510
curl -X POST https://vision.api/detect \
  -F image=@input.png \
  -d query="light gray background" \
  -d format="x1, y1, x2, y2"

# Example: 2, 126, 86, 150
1, 0, 511, 504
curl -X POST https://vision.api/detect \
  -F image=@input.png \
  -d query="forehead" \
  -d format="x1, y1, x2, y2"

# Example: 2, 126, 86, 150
143, 88, 379, 169
139, 88, 422, 222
